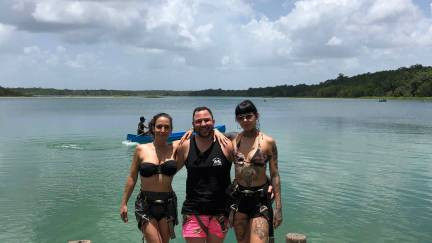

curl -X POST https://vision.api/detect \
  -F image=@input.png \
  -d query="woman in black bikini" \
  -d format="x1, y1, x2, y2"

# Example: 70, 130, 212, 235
120, 113, 179, 243
217, 100, 282, 243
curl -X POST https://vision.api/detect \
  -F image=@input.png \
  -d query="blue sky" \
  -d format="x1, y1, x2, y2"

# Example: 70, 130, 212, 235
1, 0, 431, 90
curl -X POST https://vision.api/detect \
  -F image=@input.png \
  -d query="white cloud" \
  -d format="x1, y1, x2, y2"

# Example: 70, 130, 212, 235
1, 0, 432, 89
56, 45, 66, 53
20, 44, 99, 69
365, 0, 418, 23
243, 17, 286, 41
172, 56, 186, 65
23, 45, 41, 55
32, 0, 139, 28
221, 55, 231, 66
239, 0, 432, 61
327, 36, 342, 46
17, 0, 225, 51
66, 53, 98, 69
0, 23, 15, 45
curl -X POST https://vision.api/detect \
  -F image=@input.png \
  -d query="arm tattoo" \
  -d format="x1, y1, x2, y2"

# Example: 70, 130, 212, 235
271, 143, 278, 165
270, 142, 281, 209
270, 142, 280, 184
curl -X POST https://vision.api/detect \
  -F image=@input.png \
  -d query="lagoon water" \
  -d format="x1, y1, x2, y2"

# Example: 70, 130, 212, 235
1, 97, 431, 243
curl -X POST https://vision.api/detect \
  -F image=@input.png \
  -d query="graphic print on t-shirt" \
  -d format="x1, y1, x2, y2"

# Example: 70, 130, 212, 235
212, 157, 222, 166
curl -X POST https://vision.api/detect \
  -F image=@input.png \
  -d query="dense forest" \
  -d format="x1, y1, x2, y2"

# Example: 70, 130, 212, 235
2, 64, 432, 97
0, 86, 26, 96
8, 88, 189, 97
189, 64, 432, 97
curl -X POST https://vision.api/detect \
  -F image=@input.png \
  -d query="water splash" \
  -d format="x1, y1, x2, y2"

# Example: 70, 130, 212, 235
122, 140, 137, 146
49, 143, 85, 150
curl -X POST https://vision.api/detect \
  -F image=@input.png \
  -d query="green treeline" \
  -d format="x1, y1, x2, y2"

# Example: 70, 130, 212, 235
307, 64, 432, 97
0, 86, 26, 96
189, 64, 432, 97
2, 64, 432, 97
8, 88, 189, 97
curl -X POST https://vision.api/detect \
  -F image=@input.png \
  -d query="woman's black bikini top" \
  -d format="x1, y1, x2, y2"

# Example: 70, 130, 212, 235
139, 160, 177, 177
234, 133, 269, 167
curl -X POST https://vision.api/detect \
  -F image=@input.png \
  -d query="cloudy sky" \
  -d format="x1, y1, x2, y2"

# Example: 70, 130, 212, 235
1, 0, 432, 90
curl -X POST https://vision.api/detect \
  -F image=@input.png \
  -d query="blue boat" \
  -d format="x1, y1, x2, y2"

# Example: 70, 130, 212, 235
126, 125, 226, 144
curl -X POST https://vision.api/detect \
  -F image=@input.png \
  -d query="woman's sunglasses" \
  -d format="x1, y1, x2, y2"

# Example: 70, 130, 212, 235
236, 113, 255, 121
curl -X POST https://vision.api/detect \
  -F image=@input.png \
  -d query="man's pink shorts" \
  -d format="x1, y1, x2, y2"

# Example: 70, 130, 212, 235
182, 215, 227, 239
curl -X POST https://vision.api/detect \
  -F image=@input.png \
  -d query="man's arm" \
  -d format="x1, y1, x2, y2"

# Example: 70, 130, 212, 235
220, 138, 234, 162
174, 140, 189, 171
268, 138, 282, 228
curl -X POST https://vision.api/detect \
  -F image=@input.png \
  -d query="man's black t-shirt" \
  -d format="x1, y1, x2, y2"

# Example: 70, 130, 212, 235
181, 135, 232, 215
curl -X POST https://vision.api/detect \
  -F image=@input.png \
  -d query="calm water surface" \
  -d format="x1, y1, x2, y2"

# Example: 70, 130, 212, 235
0, 97, 431, 243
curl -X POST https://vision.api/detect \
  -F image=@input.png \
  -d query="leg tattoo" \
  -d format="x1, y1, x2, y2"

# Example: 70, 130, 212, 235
252, 218, 268, 241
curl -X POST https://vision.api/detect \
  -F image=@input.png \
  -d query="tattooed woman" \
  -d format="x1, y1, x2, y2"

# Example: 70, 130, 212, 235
120, 113, 179, 243
218, 100, 282, 243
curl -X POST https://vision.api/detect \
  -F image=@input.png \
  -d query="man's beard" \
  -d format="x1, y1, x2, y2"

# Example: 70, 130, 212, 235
194, 126, 213, 138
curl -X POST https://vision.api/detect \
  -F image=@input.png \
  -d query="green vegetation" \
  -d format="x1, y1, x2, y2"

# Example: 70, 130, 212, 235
304, 64, 432, 98
189, 64, 431, 98
2, 64, 432, 97
0, 86, 26, 96
8, 88, 189, 97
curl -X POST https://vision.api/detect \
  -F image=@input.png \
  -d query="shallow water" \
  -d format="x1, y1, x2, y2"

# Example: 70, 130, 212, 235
1, 97, 431, 242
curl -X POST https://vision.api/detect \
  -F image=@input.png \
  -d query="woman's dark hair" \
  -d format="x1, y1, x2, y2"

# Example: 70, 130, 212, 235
148, 113, 173, 136
235, 100, 258, 116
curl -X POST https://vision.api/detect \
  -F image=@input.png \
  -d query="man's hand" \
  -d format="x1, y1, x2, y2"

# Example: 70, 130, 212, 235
214, 129, 230, 146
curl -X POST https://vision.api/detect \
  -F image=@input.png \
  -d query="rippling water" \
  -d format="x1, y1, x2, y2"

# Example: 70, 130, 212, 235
1, 97, 431, 243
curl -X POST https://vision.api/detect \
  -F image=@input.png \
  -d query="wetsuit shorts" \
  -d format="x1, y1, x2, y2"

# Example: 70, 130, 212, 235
134, 191, 178, 230
236, 184, 273, 219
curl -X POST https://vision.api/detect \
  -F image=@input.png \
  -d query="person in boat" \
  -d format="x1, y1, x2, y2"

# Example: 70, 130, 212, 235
175, 107, 234, 243
120, 113, 179, 243
215, 100, 282, 243
137, 116, 148, 135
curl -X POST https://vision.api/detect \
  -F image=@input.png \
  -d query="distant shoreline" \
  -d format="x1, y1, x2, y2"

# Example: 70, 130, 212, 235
1, 96, 431, 100
2, 64, 431, 98
0, 94, 163, 98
